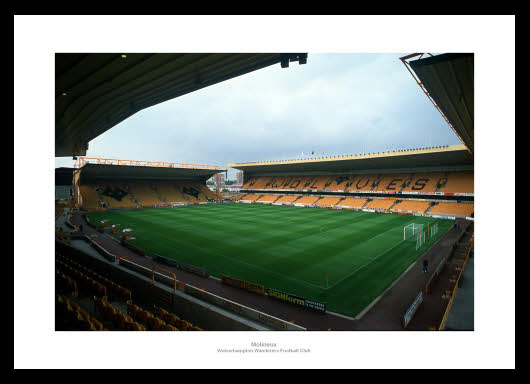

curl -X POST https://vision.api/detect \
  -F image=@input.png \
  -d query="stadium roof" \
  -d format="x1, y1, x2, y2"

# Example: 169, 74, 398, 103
55, 167, 74, 186
78, 163, 226, 182
402, 53, 474, 154
228, 144, 473, 174
56, 53, 307, 157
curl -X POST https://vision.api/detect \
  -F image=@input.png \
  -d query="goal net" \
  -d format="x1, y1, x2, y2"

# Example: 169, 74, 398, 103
429, 223, 439, 237
404, 223, 424, 241
415, 230, 426, 250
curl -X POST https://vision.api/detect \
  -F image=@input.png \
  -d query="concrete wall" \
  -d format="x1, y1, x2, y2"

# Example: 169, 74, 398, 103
56, 185, 72, 200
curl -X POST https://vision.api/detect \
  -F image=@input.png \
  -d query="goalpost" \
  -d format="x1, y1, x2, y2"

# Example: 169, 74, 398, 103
404, 223, 428, 250
403, 223, 424, 241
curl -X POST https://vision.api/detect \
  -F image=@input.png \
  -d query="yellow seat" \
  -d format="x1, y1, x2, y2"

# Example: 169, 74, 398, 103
165, 313, 180, 327
102, 304, 118, 322
126, 321, 146, 331
147, 316, 166, 331
91, 318, 104, 331
160, 323, 179, 331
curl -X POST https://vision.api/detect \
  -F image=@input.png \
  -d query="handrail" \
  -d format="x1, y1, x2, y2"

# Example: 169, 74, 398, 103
74, 157, 221, 170
438, 236, 473, 330
152, 266, 177, 293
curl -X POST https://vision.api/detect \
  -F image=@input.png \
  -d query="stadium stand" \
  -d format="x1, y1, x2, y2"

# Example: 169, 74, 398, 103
323, 174, 354, 191
129, 183, 162, 206
79, 185, 102, 209
55, 247, 204, 331
305, 175, 332, 190
196, 183, 218, 200
239, 194, 261, 202
429, 202, 474, 216
56, 253, 132, 301
156, 182, 186, 203
401, 172, 446, 193
275, 195, 300, 203
240, 171, 474, 195
391, 199, 432, 213
73, 157, 225, 210
315, 196, 342, 206
127, 301, 203, 331
79, 180, 218, 209
56, 294, 108, 331
336, 197, 368, 208
438, 171, 474, 194
256, 194, 281, 203
343, 174, 381, 192
365, 198, 397, 210
93, 296, 146, 331
99, 183, 137, 208
373, 173, 411, 192
295, 195, 320, 205
263, 176, 290, 189
244, 176, 270, 189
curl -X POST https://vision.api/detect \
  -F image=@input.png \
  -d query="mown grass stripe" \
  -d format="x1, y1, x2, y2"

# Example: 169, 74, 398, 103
87, 204, 453, 317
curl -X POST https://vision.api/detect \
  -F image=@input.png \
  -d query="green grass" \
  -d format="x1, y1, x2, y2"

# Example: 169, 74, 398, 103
87, 203, 453, 317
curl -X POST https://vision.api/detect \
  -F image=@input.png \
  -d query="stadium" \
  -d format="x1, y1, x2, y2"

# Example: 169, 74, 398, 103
55, 52, 474, 331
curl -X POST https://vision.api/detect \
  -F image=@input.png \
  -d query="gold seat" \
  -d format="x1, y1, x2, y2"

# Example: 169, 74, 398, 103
160, 323, 179, 331
91, 318, 104, 331
147, 316, 166, 331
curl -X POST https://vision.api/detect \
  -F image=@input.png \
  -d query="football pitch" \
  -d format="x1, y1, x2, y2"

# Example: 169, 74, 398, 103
87, 203, 453, 317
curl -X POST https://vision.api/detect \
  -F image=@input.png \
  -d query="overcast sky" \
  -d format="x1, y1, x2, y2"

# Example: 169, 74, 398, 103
55, 53, 461, 179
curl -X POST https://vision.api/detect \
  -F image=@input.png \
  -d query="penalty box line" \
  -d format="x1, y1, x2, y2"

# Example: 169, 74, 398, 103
325, 239, 406, 290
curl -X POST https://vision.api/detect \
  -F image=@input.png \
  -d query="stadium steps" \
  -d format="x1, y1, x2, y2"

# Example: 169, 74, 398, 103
335, 197, 347, 206
388, 200, 400, 210
197, 186, 213, 202
126, 188, 140, 206
258, 194, 281, 203
313, 196, 325, 205
292, 195, 304, 203
94, 186, 108, 207
424, 202, 437, 213
56, 251, 200, 331
434, 171, 451, 193
170, 183, 187, 203
73, 295, 128, 331
176, 185, 191, 202
151, 184, 167, 204
370, 175, 384, 192
322, 178, 333, 191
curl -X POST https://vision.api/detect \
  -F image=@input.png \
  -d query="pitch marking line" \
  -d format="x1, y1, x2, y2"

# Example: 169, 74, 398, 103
355, 221, 453, 320
354, 256, 418, 320
325, 239, 406, 290
214, 252, 327, 290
